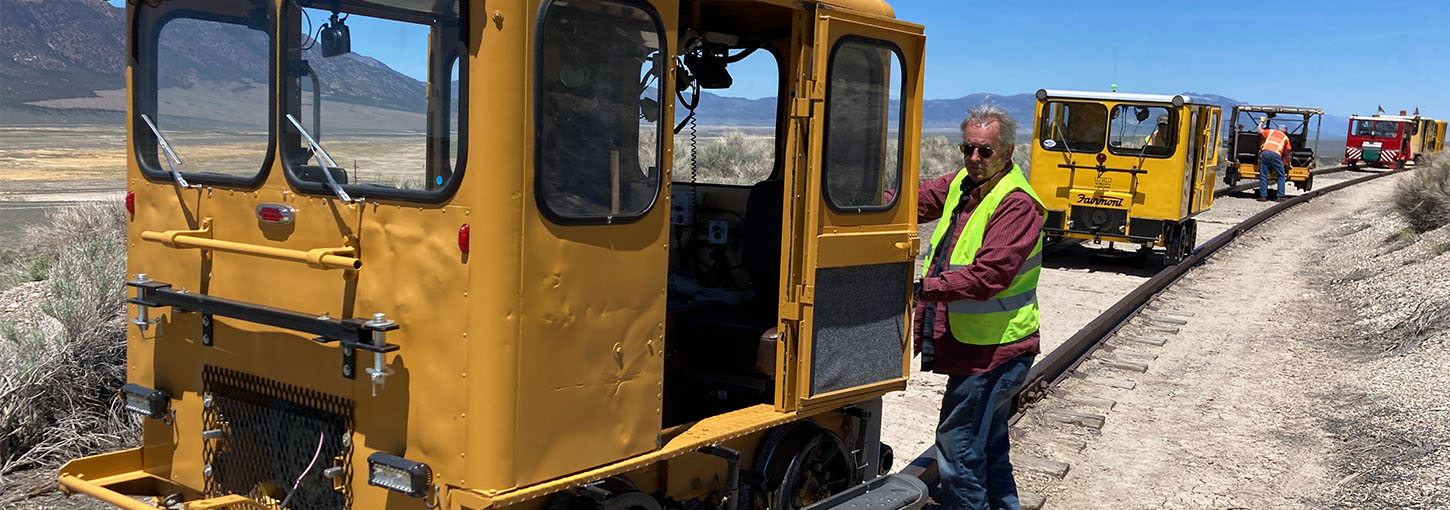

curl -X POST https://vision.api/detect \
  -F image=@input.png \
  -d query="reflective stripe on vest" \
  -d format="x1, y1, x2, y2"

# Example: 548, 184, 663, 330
921, 165, 1046, 346
1260, 129, 1290, 154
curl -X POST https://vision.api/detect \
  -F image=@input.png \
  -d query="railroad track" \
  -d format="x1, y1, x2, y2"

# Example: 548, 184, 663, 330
899, 164, 1400, 495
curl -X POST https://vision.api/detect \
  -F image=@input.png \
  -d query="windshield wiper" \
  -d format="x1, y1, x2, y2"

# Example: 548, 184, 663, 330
286, 113, 356, 203
139, 114, 193, 190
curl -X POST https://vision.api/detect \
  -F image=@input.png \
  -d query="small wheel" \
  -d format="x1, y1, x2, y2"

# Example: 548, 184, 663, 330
1162, 224, 1184, 266
1301, 174, 1314, 192
878, 443, 894, 476
1223, 168, 1239, 186
1183, 220, 1197, 258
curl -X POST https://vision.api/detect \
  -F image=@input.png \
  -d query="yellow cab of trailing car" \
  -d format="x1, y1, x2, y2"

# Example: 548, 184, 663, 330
1222, 105, 1323, 192
1029, 89, 1221, 265
58, 0, 935, 509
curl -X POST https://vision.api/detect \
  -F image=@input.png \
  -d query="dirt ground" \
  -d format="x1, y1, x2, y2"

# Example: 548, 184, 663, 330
993, 171, 1448, 508
882, 169, 1364, 463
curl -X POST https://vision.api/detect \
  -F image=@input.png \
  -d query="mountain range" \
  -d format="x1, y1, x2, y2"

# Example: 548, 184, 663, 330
2, 0, 1350, 137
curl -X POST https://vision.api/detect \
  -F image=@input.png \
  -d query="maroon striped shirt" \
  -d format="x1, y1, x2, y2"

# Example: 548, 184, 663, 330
916, 170, 1043, 376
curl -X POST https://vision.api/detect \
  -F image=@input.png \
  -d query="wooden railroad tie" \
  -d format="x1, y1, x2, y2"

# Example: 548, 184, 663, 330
1119, 335, 1169, 346
1068, 370, 1137, 390
1014, 454, 1071, 478
1097, 343, 1159, 360
1020, 491, 1047, 510
1091, 356, 1150, 373
1043, 410, 1107, 430
1143, 315, 1189, 326
1048, 388, 1117, 410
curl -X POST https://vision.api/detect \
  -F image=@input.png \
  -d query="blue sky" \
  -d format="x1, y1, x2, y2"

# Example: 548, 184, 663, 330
115, 1, 1449, 118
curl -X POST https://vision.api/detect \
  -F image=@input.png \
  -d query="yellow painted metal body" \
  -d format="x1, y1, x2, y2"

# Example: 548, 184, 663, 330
1435, 120, 1449, 154
61, 1, 926, 509
1409, 117, 1445, 159
1027, 90, 1220, 248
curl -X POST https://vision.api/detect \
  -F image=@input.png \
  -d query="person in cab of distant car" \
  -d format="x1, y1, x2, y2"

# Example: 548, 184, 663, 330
915, 104, 1045, 510
1257, 117, 1293, 202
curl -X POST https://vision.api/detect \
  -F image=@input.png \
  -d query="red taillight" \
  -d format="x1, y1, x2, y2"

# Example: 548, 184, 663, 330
1096, 153, 1107, 165
458, 224, 471, 254
125, 191, 135, 215
254, 204, 295, 225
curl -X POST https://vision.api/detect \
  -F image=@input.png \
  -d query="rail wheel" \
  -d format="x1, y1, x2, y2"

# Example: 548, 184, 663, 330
1301, 173, 1314, 192
1163, 224, 1184, 266
1223, 168, 1239, 187
752, 422, 857, 509
1182, 220, 1197, 260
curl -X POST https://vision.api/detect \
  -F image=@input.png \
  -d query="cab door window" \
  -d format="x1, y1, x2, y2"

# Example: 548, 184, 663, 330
822, 37, 905, 213
536, 0, 666, 224
281, 0, 467, 202
133, 0, 273, 186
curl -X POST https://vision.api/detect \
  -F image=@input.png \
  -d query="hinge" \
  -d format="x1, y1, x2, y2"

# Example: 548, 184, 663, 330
779, 300, 801, 321
790, 80, 825, 118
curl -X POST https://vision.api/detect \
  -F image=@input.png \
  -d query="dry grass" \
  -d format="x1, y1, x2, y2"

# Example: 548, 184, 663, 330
1394, 151, 1450, 233
0, 202, 137, 481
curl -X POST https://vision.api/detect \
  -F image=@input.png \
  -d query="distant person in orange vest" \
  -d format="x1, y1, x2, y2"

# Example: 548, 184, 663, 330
1257, 119, 1293, 202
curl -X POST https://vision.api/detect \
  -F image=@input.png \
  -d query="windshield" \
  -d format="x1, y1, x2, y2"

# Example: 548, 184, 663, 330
1037, 101, 1107, 153
133, 0, 273, 186
1108, 104, 1175, 157
1236, 111, 1308, 135
1355, 120, 1401, 138
281, 0, 465, 202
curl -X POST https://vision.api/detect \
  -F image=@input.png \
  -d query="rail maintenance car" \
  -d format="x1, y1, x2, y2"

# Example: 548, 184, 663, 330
1344, 114, 1414, 169
1222, 105, 1323, 192
1029, 89, 1221, 265
58, 1, 933, 509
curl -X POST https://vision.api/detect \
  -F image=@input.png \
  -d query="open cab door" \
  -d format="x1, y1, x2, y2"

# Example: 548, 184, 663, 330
777, 7, 924, 412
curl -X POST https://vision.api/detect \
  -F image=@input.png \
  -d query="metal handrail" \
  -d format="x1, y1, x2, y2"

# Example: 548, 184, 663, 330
140, 218, 361, 270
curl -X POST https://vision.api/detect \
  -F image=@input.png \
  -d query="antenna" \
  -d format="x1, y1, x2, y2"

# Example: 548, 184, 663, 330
1111, 48, 1118, 92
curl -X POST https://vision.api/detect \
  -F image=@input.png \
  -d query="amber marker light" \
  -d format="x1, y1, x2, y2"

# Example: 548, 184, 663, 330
458, 224, 471, 254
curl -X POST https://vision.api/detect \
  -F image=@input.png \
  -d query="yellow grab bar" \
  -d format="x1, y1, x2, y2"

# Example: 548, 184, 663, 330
58, 473, 162, 510
141, 218, 361, 270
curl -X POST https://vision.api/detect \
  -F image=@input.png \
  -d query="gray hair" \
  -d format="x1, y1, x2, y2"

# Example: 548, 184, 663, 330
960, 104, 1018, 147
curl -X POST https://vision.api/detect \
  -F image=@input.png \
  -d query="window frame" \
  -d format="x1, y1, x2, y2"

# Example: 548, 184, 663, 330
1106, 103, 1178, 159
1037, 100, 1108, 153
277, 1, 470, 204
131, 2, 276, 189
532, 0, 668, 225
820, 35, 908, 215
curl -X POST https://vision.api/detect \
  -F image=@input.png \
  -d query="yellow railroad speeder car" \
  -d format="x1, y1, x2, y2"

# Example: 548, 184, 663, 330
60, 0, 932, 509
1029, 89, 1221, 265
1223, 105, 1323, 192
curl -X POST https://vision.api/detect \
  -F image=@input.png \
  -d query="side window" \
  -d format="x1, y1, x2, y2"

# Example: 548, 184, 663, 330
1038, 101, 1106, 152
823, 37, 905, 213
134, 1, 273, 185
673, 50, 780, 186
1108, 104, 1175, 157
536, 0, 665, 223
282, 1, 466, 201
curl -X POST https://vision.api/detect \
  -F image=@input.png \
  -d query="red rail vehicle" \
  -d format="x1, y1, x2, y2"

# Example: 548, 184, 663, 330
1344, 114, 1414, 169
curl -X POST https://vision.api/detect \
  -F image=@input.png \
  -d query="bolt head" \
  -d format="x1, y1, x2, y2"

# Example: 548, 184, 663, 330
343, 365, 354, 376
203, 464, 213, 478
202, 393, 213, 408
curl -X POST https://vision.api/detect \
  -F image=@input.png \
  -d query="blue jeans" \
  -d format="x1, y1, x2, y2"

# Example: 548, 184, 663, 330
1259, 150, 1286, 198
935, 353, 1035, 510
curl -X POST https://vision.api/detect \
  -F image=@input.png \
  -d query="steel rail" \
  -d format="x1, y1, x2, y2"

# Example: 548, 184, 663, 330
1213, 164, 1349, 198
902, 166, 1400, 487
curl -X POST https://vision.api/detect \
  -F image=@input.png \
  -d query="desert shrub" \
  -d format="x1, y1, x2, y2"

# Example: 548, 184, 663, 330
0, 202, 135, 478
1393, 152, 1450, 233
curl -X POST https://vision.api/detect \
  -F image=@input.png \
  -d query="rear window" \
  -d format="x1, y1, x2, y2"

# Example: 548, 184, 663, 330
1107, 104, 1175, 157
133, 0, 274, 187
1038, 101, 1106, 153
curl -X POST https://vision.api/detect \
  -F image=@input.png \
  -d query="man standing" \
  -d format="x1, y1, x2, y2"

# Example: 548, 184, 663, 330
916, 105, 1044, 510
1258, 120, 1293, 202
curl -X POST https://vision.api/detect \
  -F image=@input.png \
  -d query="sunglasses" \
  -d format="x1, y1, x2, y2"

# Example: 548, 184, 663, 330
957, 143, 996, 159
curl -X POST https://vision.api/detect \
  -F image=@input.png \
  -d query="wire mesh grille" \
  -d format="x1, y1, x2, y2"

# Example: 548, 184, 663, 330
203, 366, 354, 510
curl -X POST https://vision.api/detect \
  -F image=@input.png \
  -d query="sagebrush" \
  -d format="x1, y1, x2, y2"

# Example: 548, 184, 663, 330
0, 201, 136, 480
1393, 152, 1450, 233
